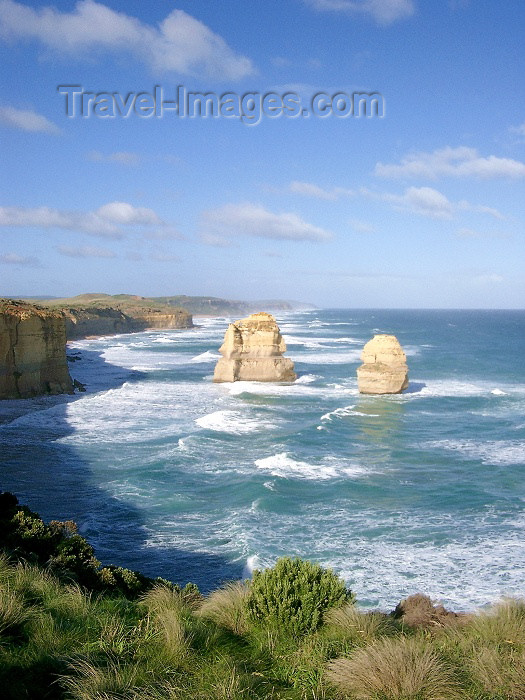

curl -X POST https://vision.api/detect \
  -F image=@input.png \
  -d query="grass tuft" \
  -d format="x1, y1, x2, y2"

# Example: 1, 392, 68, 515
326, 636, 461, 699
0, 584, 33, 636
325, 603, 396, 644
197, 580, 250, 635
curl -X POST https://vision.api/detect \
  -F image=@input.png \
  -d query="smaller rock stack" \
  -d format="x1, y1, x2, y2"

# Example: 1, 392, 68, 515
357, 334, 409, 394
213, 312, 296, 382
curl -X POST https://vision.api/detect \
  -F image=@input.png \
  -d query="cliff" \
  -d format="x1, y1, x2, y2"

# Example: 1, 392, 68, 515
214, 312, 296, 382
37, 295, 194, 340
356, 334, 409, 394
0, 299, 73, 399
63, 306, 193, 340
151, 295, 315, 316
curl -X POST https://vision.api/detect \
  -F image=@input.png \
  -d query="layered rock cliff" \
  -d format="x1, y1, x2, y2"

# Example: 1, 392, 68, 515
356, 334, 409, 394
214, 312, 296, 382
63, 306, 193, 340
0, 300, 73, 399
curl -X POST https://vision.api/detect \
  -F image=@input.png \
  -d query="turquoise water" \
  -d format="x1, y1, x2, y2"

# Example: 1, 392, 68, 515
1, 309, 524, 610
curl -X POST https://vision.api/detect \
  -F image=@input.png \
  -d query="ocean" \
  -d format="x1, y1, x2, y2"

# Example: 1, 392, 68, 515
1, 308, 524, 611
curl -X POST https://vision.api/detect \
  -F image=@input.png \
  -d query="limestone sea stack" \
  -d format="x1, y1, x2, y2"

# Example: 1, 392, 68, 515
213, 312, 296, 382
0, 299, 74, 399
357, 334, 409, 394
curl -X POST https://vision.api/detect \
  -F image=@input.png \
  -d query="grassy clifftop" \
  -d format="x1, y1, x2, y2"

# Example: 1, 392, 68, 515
1, 492, 524, 699
27, 294, 194, 339
32, 293, 313, 317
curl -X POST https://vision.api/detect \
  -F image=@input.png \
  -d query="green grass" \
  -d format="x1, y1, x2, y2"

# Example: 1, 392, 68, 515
2, 494, 525, 698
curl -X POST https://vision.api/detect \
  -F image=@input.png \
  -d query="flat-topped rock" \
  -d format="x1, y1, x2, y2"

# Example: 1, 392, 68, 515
213, 312, 296, 382
357, 334, 409, 394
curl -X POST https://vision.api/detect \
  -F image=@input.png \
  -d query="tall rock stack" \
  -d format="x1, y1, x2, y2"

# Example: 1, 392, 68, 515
213, 312, 296, 382
357, 334, 409, 394
0, 299, 74, 399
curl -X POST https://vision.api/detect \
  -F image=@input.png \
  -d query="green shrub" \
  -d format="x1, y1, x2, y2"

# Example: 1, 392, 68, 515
0, 492, 168, 599
246, 557, 353, 638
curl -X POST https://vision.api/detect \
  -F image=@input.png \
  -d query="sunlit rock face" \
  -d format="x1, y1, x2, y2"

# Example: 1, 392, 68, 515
213, 312, 296, 383
357, 334, 409, 394
0, 300, 73, 399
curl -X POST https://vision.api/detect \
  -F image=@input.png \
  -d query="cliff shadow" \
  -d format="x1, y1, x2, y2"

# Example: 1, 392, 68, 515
0, 346, 242, 593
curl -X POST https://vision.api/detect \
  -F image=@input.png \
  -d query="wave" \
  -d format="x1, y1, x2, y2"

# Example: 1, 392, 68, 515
295, 374, 319, 384
242, 555, 260, 578
195, 409, 276, 434
189, 350, 221, 363
295, 349, 362, 364
423, 439, 525, 466
254, 452, 369, 480
320, 405, 380, 422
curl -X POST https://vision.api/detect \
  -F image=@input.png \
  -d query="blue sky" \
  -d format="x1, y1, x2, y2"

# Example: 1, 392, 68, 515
0, 0, 523, 308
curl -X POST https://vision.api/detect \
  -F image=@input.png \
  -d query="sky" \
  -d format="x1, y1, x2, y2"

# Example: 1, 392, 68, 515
0, 0, 524, 308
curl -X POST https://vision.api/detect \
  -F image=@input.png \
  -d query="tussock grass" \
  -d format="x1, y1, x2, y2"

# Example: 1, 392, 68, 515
449, 598, 525, 698
139, 583, 185, 616
0, 584, 32, 636
4, 508, 525, 700
197, 580, 250, 635
326, 636, 462, 699
325, 603, 396, 645
464, 597, 525, 647
60, 658, 142, 700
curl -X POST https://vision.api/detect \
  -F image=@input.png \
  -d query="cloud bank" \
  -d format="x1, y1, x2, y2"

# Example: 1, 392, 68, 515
0, 105, 59, 133
0, 0, 254, 80
304, 0, 415, 25
202, 203, 333, 242
0, 202, 162, 238
375, 146, 525, 179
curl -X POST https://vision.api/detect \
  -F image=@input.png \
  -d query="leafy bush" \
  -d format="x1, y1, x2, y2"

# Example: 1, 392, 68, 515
0, 492, 184, 599
246, 557, 353, 638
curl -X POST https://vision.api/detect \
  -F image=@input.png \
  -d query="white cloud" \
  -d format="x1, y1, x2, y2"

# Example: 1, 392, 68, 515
0, 252, 40, 266
0, 0, 254, 80
304, 0, 415, 24
289, 180, 355, 200
349, 219, 376, 233
396, 186, 454, 218
57, 245, 116, 258
456, 227, 510, 240
202, 203, 333, 242
95, 201, 160, 226
0, 105, 59, 133
364, 186, 454, 219
87, 150, 140, 166
0, 201, 163, 238
361, 186, 504, 220
472, 273, 504, 285
456, 201, 504, 220
375, 146, 525, 179
200, 232, 234, 248
509, 122, 525, 137
150, 251, 180, 262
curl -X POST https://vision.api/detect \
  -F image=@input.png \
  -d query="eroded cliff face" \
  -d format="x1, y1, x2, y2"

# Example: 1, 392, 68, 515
214, 312, 296, 382
63, 307, 193, 340
0, 300, 73, 399
356, 334, 409, 394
